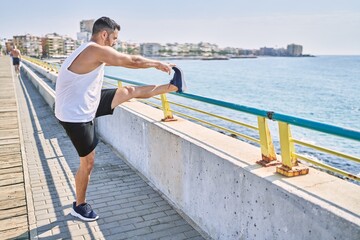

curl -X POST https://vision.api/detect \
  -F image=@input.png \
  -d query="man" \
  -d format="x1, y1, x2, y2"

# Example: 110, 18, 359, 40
55, 16, 185, 221
10, 45, 21, 75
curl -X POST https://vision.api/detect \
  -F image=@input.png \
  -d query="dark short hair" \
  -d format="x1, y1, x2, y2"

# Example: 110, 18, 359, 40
92, 17, 120, 35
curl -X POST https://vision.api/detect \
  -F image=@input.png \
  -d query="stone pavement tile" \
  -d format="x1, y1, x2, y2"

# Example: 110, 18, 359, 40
16, 63, 206, 239
135, 224, 195, 240
159, 232, 188, 240
108, 226, 153, 240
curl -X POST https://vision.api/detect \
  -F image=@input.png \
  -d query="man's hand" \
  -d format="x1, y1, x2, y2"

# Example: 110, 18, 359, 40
155, 62, 176, 75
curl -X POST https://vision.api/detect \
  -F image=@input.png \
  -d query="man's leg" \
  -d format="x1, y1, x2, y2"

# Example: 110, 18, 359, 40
75, 150, 95, 205
111, 84, 177, 109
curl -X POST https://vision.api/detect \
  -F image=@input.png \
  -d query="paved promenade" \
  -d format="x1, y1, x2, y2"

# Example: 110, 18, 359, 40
0, 56, 205, 239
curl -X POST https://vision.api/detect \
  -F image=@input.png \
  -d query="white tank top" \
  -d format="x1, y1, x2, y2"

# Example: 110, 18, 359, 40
55, 42, 105, 122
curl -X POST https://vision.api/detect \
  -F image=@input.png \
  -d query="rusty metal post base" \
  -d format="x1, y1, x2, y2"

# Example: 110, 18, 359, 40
161, 116, 177, 122
257, 155, 281, 167
276, 165, 309, 177
257, 159, 282, 167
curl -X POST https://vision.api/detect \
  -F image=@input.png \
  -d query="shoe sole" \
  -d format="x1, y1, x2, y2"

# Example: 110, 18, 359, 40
177, 67, 187, 92
70, 208, 99, 222
174, 67, 187, 93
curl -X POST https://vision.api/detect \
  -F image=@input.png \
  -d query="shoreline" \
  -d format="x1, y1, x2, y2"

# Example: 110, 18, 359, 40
149, 55, 315, 60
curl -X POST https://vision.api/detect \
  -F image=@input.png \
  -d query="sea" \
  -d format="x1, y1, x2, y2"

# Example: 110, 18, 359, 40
104, 56, 360, 177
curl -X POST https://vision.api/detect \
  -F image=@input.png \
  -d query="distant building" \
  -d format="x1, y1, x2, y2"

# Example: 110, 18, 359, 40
5, 39, 14, 53
13, 34, 42, 57
239, 49, 258, 56
63, 36, 76, 56
0, 38, 6, 54
276, 48, 288, 56
117, 41, 130, 53
4, 32, 310, 58
187, 43, 200, 56
77, 19, 94, 43
198, 42, 218, 56
287, 44, 303, 56
177, 43, 191, 55
140, 43, 162, 56
43, 33, 64, 57
163, 43, 179, 56
76, 32, 91, 43
259, 47, 276, 56
42, 33, 77, 57
80, 19, 94, 33
117, 41, 139, 55
223, 47, 239, 55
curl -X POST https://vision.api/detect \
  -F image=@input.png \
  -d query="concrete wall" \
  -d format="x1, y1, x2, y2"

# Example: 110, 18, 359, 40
21, 62, 55, 111
22, 60, 360, 240
23, 60, 58, 84
96, 102, 360, 240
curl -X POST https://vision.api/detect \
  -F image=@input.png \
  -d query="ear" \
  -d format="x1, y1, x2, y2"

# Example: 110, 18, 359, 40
101, 30, 108, 40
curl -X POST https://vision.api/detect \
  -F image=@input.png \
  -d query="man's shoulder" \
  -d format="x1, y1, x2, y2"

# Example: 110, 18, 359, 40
85, 44, 116, 57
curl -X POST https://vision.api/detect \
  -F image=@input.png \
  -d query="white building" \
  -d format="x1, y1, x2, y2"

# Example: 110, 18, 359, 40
43, 33, 76, 57
0, 38, 8, 54
77, 19, 94, 43
13, 34, 42, 57
43, 33, 64, 57
80, 19, 94, 33
140, 43, 162, 56
177, 43, 190, 55
163, 43, 179, 56
77, 32, 91, 43
63, 36, 76, 56
198, 42, 218, 56
287, 44, 303, 56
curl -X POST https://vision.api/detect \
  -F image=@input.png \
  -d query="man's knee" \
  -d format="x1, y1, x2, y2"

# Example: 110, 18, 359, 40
123, 86, 136, 96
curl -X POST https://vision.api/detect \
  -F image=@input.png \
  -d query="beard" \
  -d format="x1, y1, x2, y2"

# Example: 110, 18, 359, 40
105, 35, 116, 47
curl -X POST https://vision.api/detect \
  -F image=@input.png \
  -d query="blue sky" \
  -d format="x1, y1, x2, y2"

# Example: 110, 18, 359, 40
1, 0, 359, 54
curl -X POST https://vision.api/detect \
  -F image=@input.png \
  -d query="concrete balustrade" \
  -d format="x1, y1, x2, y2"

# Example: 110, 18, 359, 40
23, 59, 58, 84
21, 62, 56, 111
22, 59, 360, 240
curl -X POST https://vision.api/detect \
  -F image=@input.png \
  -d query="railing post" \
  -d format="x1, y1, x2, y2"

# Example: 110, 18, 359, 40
50, 63, 56, 73
256, 117, 279, 166
276, 121, 309, 177
160, 94, 176, 122
54, 64, 59, 74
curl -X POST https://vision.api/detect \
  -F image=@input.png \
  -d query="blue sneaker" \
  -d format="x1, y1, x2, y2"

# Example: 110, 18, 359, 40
170, 66, 187, 93
71, 201, 99, 221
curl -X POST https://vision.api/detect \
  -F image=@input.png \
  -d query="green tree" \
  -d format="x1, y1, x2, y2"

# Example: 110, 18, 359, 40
127, 47, 136, 55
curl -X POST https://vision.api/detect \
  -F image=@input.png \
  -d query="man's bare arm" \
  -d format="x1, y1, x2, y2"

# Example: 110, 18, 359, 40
96, 45, 174, 74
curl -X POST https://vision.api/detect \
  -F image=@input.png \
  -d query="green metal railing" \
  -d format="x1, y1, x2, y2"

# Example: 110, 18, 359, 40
22, 56, 360, 181
104, 74, 360, 181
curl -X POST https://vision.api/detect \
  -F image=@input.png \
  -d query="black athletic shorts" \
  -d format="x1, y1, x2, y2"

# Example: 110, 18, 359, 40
13, 57, 20, 65
59, 88, 117, 157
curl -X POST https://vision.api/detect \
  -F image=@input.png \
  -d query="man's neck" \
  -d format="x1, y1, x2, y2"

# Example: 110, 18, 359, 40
90, 36, 104, 46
